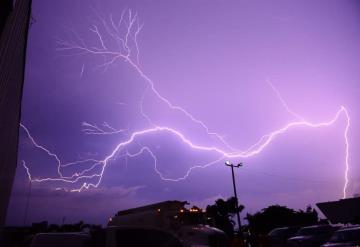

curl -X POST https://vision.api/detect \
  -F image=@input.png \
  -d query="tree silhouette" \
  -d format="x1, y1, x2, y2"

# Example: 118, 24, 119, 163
246, 205, 318, 235
206, 197, 244, 238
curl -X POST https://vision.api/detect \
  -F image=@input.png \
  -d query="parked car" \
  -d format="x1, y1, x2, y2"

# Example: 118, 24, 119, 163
267, 226, 299, 247
322, 226, 360, 247
106, 226, 184, 247
177, 225, 229, 247
31, 227, 184, 247
106, 225, 228, 247
287, 225, 339, 247
30, 232, 91, 247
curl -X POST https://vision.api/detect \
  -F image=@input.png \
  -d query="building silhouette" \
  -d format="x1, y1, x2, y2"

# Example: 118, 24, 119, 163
317, 196, 360, 224
0, 0, 32, 228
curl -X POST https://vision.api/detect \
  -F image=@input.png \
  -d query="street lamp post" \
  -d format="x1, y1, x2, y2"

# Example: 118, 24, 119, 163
225, 161, 243, 236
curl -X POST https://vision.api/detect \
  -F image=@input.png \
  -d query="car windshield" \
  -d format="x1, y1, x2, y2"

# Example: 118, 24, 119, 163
269, 227, 299, 237
329, 228, 360, 243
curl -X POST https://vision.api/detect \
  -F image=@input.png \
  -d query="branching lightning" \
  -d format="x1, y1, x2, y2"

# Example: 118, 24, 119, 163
20, 9, 351, 198
81, 121, 126, 135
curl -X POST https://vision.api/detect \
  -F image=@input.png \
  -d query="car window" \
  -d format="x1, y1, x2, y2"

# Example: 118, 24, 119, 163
297, 227, 315, 236
330, 228, 360, 243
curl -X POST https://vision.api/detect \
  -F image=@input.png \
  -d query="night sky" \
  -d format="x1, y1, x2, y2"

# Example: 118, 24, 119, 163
6, 0, 360, 225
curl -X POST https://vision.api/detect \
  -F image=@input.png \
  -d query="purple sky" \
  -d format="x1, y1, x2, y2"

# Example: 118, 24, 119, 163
6, 0, 360, 225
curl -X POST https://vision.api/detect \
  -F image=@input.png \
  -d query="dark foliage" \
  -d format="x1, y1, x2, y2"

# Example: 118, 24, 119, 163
246, 205, 318, 234
206, 197, 244, 238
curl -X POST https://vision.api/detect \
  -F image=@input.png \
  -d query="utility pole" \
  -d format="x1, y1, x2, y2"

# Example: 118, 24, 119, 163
225, 161, 243, 236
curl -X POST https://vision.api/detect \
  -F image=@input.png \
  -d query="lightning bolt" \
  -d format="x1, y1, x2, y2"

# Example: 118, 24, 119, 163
267, 79, 304, 121
20, 9, 351, 199
20, 106, 350, 196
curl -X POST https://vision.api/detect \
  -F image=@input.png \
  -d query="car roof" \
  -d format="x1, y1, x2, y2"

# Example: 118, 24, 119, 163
35, 232, 89, 236
337, 226, 360, 232
301, 225, 334, 229
272, 227, 290, 230
269, 226, 299, 232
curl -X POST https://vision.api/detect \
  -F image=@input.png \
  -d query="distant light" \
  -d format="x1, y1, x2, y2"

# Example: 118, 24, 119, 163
109, 217, 112, 222
157, 208, 161, 212
180, 209, 184, 213
225, 161, 231, 165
